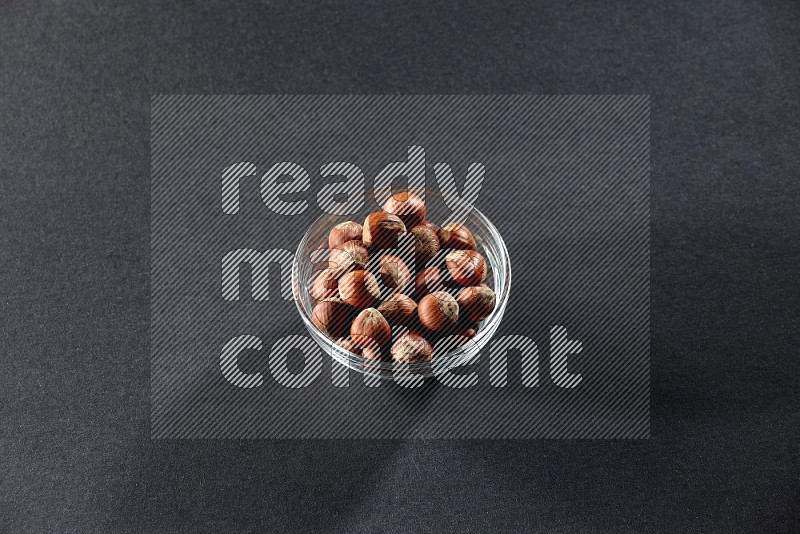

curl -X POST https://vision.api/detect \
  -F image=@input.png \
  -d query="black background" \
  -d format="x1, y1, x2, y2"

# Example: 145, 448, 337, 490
1, 1, 798, 531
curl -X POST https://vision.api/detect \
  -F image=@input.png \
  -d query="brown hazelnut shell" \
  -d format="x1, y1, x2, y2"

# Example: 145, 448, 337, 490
338, 270, 381, 308
409, 224, 440, 265
417, 291, 459, 332
414, 266, 446, 299
377, 293, 418, 324
391, 330, 434, 364
439, 223, 477, 250
340, 336, 385, 361
455, 285, 496, 322
328, 240, 368, 275
362, 212, 406, 249
309, 268, 341, 301
445, 250, 488, 286
351, 308, 392, 349
456, 321, 480, 339
431, 321, 480, 356
420, 219, 440, 235
377, 254, 411, 290
383, 191, 426, 228
336, 337, 360, 354
311, 299, 354, 339
328, 221, 364, 249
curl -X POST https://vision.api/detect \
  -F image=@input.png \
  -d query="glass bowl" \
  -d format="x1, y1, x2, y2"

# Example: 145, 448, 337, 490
291, 187, 511, 380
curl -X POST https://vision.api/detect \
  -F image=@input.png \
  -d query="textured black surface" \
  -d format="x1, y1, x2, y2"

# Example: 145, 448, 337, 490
1, 0, 798, 531
150, 95, 649, 439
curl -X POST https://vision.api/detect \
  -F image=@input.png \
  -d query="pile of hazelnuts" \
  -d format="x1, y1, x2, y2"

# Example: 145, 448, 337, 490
308, 191, 497, 365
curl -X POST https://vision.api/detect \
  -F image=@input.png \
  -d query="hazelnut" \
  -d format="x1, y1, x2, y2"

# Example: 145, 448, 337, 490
455, 285, 496, 322
328, 221, 363, 249
391, 331, 433, 364
377, 254, 411, 289
335, 337, 359, 354
310, 268, 342, 301
431, 323, 479, 356
362, 212, 406, 249
311, 299, 354, 339
418, 291, 459, 332
414, 266, 446, 298
351, 308, 392, 349
438, 222, 477, 250
383, 191, 426, 228
420, 219, 440, 235
377, 293, 417, 324
409, 224, 440, 265
328, 240, 368, 274
338, 270, 381, 308
445, 250, 488, 286
338, 336, 383, 361
359, 341, 385, 361
460, 323, 479, 339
